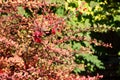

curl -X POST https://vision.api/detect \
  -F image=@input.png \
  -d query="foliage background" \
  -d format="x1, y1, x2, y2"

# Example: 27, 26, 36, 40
0, 0, 120, 80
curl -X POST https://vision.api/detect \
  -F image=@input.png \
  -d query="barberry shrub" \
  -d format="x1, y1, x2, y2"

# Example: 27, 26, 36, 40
0, 0, 114, 80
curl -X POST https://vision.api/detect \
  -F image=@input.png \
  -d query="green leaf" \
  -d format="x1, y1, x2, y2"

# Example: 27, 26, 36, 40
75, 53, 105, 72
85, 19, 91, 28
114, 15, 120, 21
72, 41, 81, 50
17, 6, 26, 16
90, 1, 98, 8
73, 67, 81, 74
56, 6, 65, 16
17, 6, 32, 17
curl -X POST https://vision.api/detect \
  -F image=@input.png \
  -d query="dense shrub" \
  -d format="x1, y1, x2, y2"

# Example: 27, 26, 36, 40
0, 0, 119, 80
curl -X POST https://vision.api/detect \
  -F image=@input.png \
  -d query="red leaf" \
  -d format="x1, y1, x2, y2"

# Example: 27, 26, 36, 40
83, 8, 87, 11
79, 12, 82, 15
33, 36, 42, 43
33, 31, 43, 37
51, 28, 56, 34
76, 8, 78, 11
76, 14, 78, 17
33, 31, 43, 43
0, 69, 4, 74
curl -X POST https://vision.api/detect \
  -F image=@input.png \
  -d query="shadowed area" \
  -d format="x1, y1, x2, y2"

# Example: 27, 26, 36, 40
90, 31, 120, 80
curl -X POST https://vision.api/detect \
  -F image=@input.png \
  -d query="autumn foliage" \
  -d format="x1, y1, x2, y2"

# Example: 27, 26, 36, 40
0, 0, 112, 80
